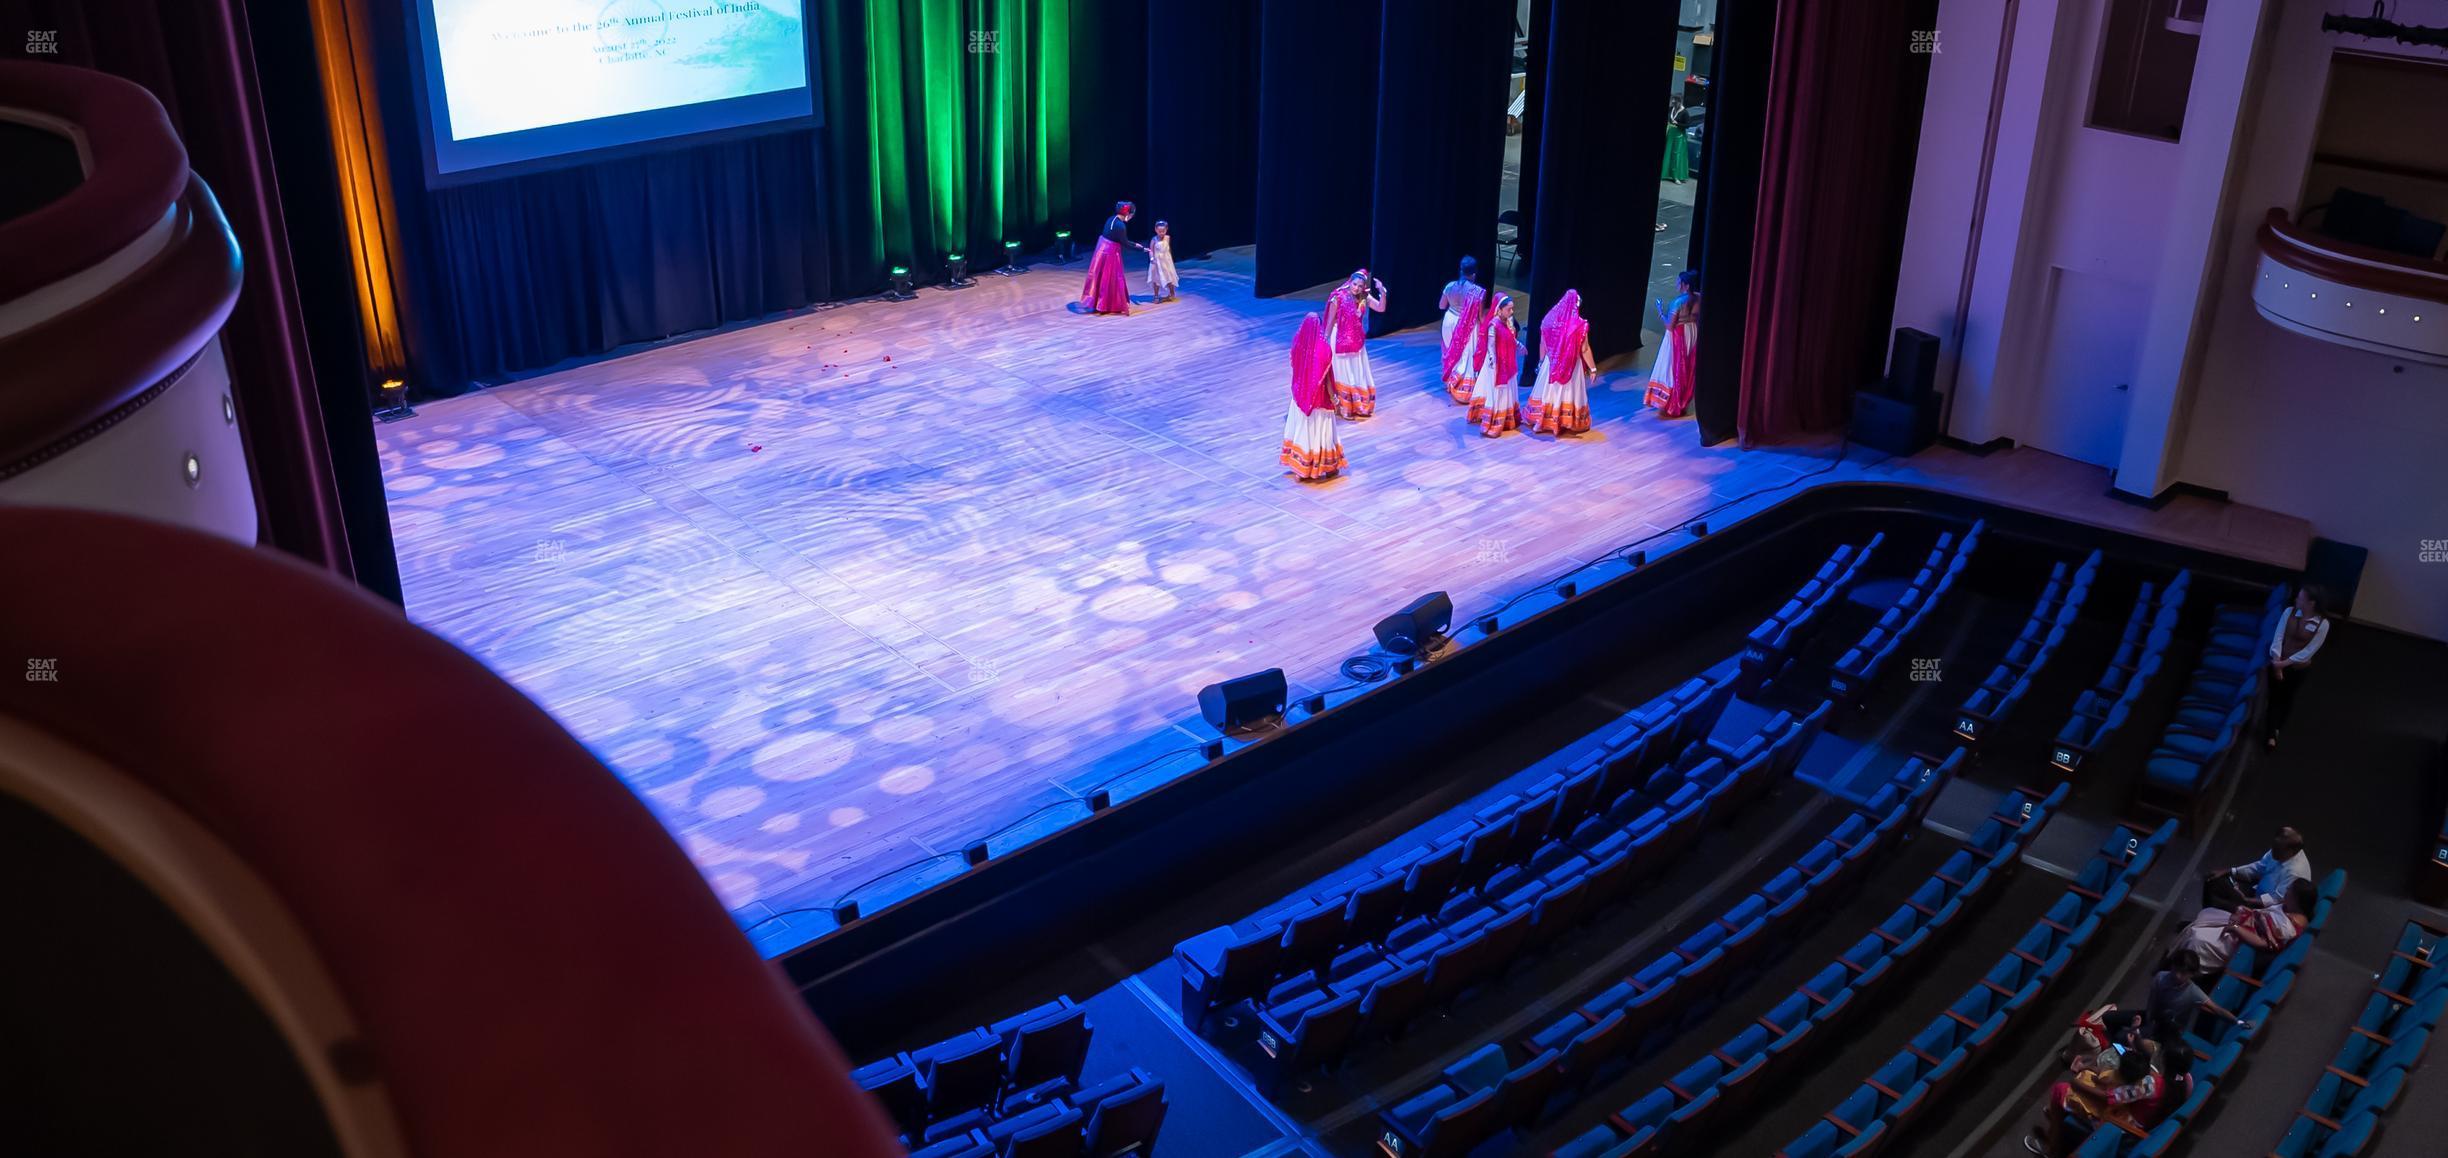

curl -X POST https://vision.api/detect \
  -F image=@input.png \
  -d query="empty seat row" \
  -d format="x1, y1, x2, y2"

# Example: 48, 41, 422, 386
1173, 670, 1756, 1040
1239, 702, 1832, 1092
909, 1067, 1168, 1158
854, 997, 1096, 1144
2135, 586, 2290, 825
1828, 521, 1984, 707
1772, 819, 2175, 1158
2268, 916, 2446, 1157
2066, 868, 2348, 1158
1380, 757, 1964, 1158
1953, 550, 2101, 749
1741, 535, 1884, 693
1551, 775, 2070, 1158
2049, 572, 2188, 776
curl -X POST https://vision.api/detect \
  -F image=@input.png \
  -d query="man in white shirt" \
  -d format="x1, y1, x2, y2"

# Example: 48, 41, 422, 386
2203, 826, 2310, 910
2265, 587, 2330, 750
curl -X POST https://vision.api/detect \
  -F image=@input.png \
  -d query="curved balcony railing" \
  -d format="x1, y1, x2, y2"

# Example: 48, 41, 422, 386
0, 61, 254, 542
2253, 207, 2448, 365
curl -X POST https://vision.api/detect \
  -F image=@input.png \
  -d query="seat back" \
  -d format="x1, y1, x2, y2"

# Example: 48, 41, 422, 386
1005, 1006, 1091, 1091
1083, 1080, 1167, 1158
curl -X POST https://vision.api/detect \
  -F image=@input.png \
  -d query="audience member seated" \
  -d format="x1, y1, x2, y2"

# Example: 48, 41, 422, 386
2202, 826, 2310, 910
2170, 877, 2314, 974
2144, 950, 2251, 1052
2023, 1039, 2190, 1155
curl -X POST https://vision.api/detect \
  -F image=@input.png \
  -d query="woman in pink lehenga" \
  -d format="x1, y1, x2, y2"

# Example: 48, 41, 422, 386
1525, 289, 1595, 436
1645, 270, 1700, 417
1281, 313, 1345, 481
1438, 257, 1487, 404
1466, 293, 1522, 437
1080, 200, 1144, 315
1325, 269, 1386, 419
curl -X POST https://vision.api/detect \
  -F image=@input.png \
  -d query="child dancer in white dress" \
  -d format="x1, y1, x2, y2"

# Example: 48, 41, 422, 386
1147, 220, 1180, 302
1525, 289, 1594, 436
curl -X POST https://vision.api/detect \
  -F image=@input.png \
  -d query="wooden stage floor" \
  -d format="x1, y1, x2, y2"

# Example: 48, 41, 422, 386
375, 249, 2309, 954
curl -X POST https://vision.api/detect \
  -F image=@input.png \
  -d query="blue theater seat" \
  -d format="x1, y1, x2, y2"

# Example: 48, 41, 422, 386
1076, 1070, 1167, 1158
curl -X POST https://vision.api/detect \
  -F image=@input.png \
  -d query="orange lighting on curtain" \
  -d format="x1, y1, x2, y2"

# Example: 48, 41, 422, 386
307, 0, 407, 378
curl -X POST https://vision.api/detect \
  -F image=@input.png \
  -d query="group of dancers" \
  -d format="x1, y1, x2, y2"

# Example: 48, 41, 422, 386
1073, 201, 1705, 486
1283, 259, 1703, 483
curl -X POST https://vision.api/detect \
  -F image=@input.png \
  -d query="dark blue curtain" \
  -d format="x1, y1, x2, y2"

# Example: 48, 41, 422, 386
1363, 0, 1513, 336
1524, 0, 1677, 369
1069, 0, 1147, 236
1145, 2, 1260, 256
1694, 0, 1774, 446
1252, 0, 1380, 297
421, 134, 835, 386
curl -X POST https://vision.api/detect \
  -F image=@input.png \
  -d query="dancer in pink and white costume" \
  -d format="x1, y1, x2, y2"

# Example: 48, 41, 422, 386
1525, 289, 1595, 436
1466, 293, 1522, 437
1281, 313, 1345, 481
1438, 257, 1487, 405
1325, 269, 1386, 419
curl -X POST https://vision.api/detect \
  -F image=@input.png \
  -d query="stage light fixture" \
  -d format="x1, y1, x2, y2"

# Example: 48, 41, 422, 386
944, 252, 974, 289
1087, 788, 1114, 811
963, 842, 991, 867
1201, 738, 1225, 761
885, 265, 917, 301
1301, 694, 1327, 715
1557, 581, 1578, 600
1001, 240, 1025, 274
832, 900, 862, 924
1626, 550, 1647, 568
1054, 229, 1074, 262
372, 376, 415, 422
1689, 521, 1710, 538
1393, 657, 1417, 675
1476, 614, 1500, 635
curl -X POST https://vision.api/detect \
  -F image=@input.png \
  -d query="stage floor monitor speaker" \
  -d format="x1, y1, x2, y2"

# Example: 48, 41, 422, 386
1853, 388, 1940, 457
1883, 327, 1941, 401
1373, 591, 1453, 655
1198, 668, 1287, 733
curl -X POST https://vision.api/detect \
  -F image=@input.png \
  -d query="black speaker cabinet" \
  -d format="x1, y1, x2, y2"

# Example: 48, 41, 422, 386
1198, 668, 1287, 732
1883, 327, 1941, 401
2302, 537, 2368, 617
1853, 388, 1940, 457
1373, 592, 1454, 655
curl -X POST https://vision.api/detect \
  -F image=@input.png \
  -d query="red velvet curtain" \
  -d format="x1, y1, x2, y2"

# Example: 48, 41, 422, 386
1734, 0, 1937, 447
7, 0, 356, 577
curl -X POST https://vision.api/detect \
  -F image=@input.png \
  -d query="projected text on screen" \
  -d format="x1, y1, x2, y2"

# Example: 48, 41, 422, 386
413, 0, 815, 182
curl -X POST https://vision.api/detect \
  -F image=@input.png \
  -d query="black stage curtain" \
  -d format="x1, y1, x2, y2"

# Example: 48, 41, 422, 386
420, 134, 835, 387
1145, 2, 1260, 256
1363, 0, 1513, 337
1069, 0, 1147, 237
1524, 0, 1677, 367
1252, 0, 1381, 297
1693, 0, 1773, 446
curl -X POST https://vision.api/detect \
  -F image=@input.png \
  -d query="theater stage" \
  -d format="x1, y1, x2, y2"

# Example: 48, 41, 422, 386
374, 249, 2309, 955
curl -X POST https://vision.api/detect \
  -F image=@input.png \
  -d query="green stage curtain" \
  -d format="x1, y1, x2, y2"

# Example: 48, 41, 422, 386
850, 0, 1074, 285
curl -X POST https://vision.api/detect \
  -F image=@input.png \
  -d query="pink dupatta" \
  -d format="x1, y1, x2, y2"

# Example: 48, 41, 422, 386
1470, 295, 1515, 381
1291, 313, 1333, 415
1540, 290, 1588, 384
1440, 284, 1485, 382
